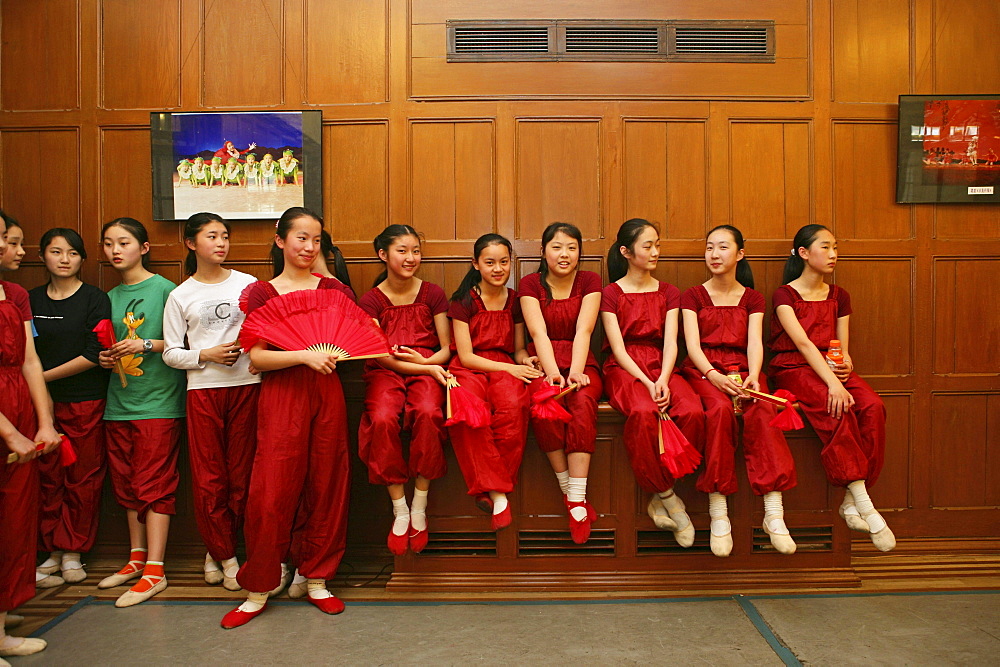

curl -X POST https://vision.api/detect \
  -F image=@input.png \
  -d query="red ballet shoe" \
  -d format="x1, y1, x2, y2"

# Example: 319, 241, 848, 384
474, 493, 493, 514
221, 602, 267, 629
307, 594, 345, 615
387, 525, 409, 556
564, 494, 597, 521
567, 501, 592, 544
408, 526, 429, 554
491, 505, 512, 531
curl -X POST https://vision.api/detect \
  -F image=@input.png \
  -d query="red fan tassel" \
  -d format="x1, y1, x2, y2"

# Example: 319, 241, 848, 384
768, 390, 804, 431
445, 379, 491, 429
530, 384, 572, 423
93, 319, 128, 388
658, 412, 701, 478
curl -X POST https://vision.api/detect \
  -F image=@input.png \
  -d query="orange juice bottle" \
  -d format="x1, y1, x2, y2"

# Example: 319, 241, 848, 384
826, 339, 844, 370
727, 364, 745, 414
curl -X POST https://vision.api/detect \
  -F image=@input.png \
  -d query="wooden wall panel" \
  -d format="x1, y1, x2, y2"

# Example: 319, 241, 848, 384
831, 0, 910, 103
879, 393, 912, 510
835, 259, 912, 376
202, 0, 283, 107
933, 259, 1000, 375
99, 128, 155, 232
100, 0, 181, 109
832, 123, 912, 239
324, 122, 389, 243
411, 0, 808, 23
515, 120, 601, 241
0, 0, 79, 111
932, 0, 1000, 94
623, 121, 707, 239
729, 122, 811, 239
410, 121, 494, 240
934, 205, 1000, 240
0, 129, 80, 232
930, 393, 998, 508
303, 0, 388, 105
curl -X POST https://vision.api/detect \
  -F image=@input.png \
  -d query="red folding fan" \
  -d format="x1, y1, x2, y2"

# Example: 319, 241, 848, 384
93, 319, 127, 388
239, 288, 390, 361
658, 411, 701, 478
530, 383, 577, 422
740, 388, 804, 431
445, 377, 491, 428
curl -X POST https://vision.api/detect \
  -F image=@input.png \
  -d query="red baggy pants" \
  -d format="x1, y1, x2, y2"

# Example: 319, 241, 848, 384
527, 367, 602, 455
104, 418, 182, 521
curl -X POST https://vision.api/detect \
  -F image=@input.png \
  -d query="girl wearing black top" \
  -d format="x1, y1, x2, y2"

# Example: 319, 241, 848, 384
30, 229, 111, 585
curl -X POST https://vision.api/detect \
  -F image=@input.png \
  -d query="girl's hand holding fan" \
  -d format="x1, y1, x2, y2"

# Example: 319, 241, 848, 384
93, 318, 127, 388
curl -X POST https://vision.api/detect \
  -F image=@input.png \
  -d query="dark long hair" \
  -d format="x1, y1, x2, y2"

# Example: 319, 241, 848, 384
270, 207, 351, 286
450, 233, 513, 305
182, 212, 229, 276
39, 228, 87, 260
318, 230, 351, 287
371, 224, 420, 288
707, 224, 754, 289
536, 222, 583, 301
782, 224, 830, 284
607, 218, 657, 282
102, 217, 151, 269
0, 210, 19, 231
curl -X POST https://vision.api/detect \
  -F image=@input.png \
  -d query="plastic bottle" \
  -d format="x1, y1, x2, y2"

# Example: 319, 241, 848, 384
727, 364, 744, 415
826, 340, 844, 371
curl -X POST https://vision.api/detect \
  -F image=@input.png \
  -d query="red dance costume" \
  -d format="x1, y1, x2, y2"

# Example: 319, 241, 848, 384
518, 272, 603, 454
447, 289, 530, 495
601, 282, 706, 494
105, 419, 182, 520
678, 286, 796, 496
237, 279, 354, 594
358, 282, 448, 485
38, 400, 106, 552
0, 282, 39, 613
768, 284, 885, 487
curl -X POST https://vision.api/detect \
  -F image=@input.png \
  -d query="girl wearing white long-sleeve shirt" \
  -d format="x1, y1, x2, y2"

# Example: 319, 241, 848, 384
162, 212, 260, 591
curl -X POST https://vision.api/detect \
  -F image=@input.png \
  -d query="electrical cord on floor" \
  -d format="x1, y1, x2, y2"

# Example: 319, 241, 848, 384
334, 561, 394, 588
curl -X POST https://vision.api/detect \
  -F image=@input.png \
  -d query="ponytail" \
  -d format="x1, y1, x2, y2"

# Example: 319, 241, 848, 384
450, 233, 512, 305
536, 222, 583, 301
782, 224, 829, 284
371, 224, 420, 288
329, 243, 352, 288
608, 218, 657, 283
707, 224, 754, 289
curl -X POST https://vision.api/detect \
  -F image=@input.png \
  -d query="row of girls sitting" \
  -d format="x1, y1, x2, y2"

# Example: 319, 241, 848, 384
0, 208, 892, 652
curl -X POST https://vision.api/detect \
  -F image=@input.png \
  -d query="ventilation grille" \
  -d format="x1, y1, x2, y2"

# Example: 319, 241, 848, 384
753, 526, 833, 553
636, 530, 713, 555
518, 529, 615, 556
419, 531, 497, 557
448, 20, 774, 63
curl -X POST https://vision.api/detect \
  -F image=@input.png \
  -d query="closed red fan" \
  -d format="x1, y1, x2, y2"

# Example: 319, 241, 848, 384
658, 411, 701, 478
6, 434, 75, 466
92, 319, 127, 388
240, 288, 390, 361
445, 377, 491, 428
530, 384, 572, 422
767, 389, 804, 431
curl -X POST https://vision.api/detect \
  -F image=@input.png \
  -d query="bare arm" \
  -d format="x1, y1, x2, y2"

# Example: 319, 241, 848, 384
520, 295, 562, 384
658, 307, 680, 382
601, 311, 653, 386
567, 292, 601, 384
43, 355, 98, 383
248, 340, 337, 374
834, 314, 854, 378
774, 304, 854, 417
453, 320, 541, 383
21, 322, 60, 452
745, 311, 765, 391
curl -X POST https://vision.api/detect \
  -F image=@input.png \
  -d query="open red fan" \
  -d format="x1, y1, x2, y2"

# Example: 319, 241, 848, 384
445, 377, 491, 428
658, 411, 701, 478
529, 383, 576, 422
93, 319, 127, 388
740, 388, 804, 431
239, 288, 390, 361
6, 434, 75, 466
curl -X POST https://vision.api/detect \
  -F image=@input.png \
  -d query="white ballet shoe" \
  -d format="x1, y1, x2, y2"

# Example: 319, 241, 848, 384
35, 574, 64, 589
0, 637, 47, 657
61, 553, 86, 584
36, 552, 63, 575
646, 496, 677, 531
710, 518, 733, 557
204, 553, 223, 585
268, 564, 292, 597
763, 515, 797, 555
223, 572, 241, 592
862, 511, 896, 552
839, 500, 870, 533
660, 491, 695, 548
114, 575, 167, 608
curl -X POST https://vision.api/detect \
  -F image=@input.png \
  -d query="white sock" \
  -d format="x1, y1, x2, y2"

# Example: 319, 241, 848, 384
204, 552, 220, 573
238, 591, 268, 612
708, 492, 731, 536
39, 552, 63, 570
221, 557, 239, 579
35, 571, 49, 583
307, 578, 331, 600
61, 552, 82, 570
763, 491, 790, 535
490, 492, 508, 515
555, 470, 570, 496
391, 496, 410, 536
841, 488, 861, 516
410, 488, 428, 532
847, 480, 886, 532
291, 569, 307, 585
568, 477, 588, 521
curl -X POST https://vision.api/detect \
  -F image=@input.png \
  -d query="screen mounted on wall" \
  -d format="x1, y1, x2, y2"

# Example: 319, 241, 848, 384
150, 110, 323, 220
896, 95, 1000, 204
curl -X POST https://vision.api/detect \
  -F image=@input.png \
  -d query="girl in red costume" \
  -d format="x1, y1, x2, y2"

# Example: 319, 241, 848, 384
769, 224, 893, 551
358, 224, 450, 555
1, 211, 62, 661
601, 219, 705, 548
222, 207, 354, 628
680, 225, 797, 557
448, 234, 543, 531
519, 222, 603, 544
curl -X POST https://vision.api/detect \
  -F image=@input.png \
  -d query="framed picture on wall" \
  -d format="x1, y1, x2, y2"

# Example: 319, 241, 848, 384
896, 94, 1000, 203
150, 110, 323, 220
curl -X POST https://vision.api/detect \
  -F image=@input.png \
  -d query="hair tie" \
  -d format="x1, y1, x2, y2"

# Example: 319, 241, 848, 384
790, 249, 795, 256
274, 220, 279, 230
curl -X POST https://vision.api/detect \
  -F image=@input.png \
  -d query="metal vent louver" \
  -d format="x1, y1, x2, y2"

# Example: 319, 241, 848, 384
674, 27, 769, 54
453, 26, 549, 54
564, 26, 660, 53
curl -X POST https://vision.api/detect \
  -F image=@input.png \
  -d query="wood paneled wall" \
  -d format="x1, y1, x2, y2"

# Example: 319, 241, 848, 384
2, 0, 998, 558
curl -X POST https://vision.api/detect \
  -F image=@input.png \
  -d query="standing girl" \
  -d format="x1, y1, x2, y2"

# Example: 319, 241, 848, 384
519, 222, 603, 544
448, 234, 542, 531
358, 225, 450, 555
680, 225, 797, 557
97, 217, 186, 607
30, 229, 112, 585
769, 224, 894, 551
162, 213, 260, 590
601, 219, 705, 548
222, 207, 353, 628
0, 212, 61, 660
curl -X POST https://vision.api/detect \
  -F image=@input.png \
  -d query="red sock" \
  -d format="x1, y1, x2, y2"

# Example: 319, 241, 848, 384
129, 562, 164, 593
